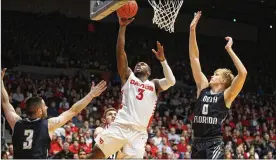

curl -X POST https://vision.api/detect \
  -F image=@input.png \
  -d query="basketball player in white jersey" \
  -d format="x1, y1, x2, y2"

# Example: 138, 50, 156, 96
93, 107, 122, 159
90, 17, 176, 158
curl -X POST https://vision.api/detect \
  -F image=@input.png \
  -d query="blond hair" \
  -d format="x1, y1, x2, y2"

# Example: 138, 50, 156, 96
214, 68, 234, 89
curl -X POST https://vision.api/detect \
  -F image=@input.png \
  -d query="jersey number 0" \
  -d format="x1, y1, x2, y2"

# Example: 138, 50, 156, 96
23, 129, 34, 149
202, 104, 209, 115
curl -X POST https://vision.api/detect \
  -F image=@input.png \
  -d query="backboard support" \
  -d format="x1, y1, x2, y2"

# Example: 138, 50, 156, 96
90, 0, 129, 21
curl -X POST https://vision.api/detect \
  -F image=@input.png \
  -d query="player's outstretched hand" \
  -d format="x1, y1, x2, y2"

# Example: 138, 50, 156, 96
1, 68, 7, 80
225, 36, 233, 51
89, 80, 107, 98
190, 11, 202, 31
118, 14, 134, 26
152, 41, 166, 62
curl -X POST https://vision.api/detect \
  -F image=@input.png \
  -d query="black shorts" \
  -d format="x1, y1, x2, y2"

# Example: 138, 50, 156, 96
191, 136, 224, 159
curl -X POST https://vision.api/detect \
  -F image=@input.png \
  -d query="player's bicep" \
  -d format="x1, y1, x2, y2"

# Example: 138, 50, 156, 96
2, 103, 21, 130
224, 74, 247, 107
48, 110, 75, 132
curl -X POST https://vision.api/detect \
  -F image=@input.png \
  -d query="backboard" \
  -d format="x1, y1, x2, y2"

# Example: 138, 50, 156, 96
90, 0, 129, 20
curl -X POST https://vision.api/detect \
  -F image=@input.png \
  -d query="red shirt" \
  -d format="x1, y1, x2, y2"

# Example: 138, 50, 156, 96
229, 121, 236, 129
182, 125, 188, 131
177, 143, 187, 153
54, 91, 63, 98
236, 137, 243, 145
243, 135, 254, 142
241, 120, 249, 127
150, 144, 158, 157
267, 117, 275, 122
160, 133, 168, 140
69, 144, 80, 154
79, 143, 92, 153
65, 131, 72, 136
270, 135, 276, 141
71, 126, 79, 133
49, 141, 63, 155
168, 123, 177, 129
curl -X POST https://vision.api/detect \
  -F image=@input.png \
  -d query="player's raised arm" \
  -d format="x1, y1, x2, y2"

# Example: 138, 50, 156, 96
151, 41, 176, 93
189, 11, 209, 97
224, 37, 247, 107
48, 81, 107, 132
1, 69, 22, 130
116, 16, 134, 85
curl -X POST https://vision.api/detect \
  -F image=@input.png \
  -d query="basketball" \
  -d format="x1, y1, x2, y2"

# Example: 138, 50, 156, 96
116, 1, 138, 19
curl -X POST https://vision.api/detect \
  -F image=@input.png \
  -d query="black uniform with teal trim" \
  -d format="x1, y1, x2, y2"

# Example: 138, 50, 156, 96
191, 87, 229, 159
12, 118, 51, 159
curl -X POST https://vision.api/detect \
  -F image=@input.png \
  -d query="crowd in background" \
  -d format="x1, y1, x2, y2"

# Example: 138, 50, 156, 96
1, 11, 276, 159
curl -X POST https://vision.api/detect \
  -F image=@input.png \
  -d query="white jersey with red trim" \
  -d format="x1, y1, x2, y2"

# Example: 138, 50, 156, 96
115, 72, 158, 129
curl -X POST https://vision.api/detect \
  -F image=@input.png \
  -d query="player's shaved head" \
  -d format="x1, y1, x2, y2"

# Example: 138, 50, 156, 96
25, 97, 43, 117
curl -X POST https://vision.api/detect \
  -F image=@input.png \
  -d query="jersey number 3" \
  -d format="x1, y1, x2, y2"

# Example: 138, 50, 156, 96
202, 104, 209, 115
136, 88, 145, 100
23, 129, 34, 149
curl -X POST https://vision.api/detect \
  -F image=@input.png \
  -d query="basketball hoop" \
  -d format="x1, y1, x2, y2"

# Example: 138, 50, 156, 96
148, 0, 184, 33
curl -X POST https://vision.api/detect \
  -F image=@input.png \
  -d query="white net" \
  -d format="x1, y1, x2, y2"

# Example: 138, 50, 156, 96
148, 0, 184, 33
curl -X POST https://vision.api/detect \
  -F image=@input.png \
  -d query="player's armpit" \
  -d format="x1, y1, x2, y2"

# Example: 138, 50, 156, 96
152, 78, 175, 94
152, 60, 176, 93
2, 103, 22, 130
151, 79, 163, 94
224, 73, 247, 108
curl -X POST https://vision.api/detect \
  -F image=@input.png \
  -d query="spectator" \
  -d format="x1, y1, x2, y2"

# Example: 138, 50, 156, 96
54, 142, 74, 159
78, 149, 87, 159
157, 137, 172, 153
267, 150, 274, 159
7, 144, 13, 159
49, 134, 63, 156
48, 101, 59, 117
12, 87, 24, 103
152, 130, 162, 146
1, 151, 8, 159
177, 136, 187, 153
84, 130, 93, 146
184, 151, 191, 159
69, 140, 80, 154
168, 127, 180, 144
59, 97, 70, 113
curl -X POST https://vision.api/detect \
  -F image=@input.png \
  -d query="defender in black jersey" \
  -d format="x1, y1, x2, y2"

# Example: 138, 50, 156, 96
189, 11, 247, 159
92, 107, 122, 159
12, 118, 51, 158
1, 68, 107, 159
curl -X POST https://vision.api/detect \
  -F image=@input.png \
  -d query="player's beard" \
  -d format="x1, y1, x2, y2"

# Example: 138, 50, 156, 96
134, 71, 147, 79
41, 111, 47, 119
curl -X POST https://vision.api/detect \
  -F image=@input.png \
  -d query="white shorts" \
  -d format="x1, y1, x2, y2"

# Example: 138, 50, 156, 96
94, 122, 148, 158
